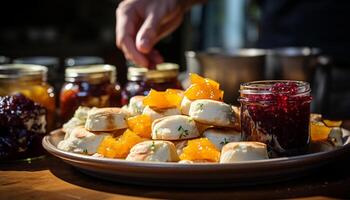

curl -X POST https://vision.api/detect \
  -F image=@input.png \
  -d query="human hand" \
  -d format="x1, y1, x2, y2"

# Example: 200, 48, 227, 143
116, 0, 187, 68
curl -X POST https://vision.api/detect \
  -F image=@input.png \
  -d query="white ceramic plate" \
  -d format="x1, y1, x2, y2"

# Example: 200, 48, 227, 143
42, 129, 350, 187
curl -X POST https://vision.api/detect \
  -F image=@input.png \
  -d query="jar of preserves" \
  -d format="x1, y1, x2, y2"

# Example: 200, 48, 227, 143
0, 64, 56, 131
0, 64, 56, 161
60, 65, 121, 122
146, 63, 182, 91
239, 80, 312, 157
121, 66, 148, 105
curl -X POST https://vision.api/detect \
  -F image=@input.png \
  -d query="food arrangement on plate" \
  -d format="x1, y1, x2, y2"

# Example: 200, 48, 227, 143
56, 73, 347, 164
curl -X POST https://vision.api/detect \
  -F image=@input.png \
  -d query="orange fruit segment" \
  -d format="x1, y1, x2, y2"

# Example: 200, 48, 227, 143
127, 114, 152, 138
184, 73, 224, 101
310, 121, 331, 141
189, 73, 220, 89
97, 129, 144, 158
179, 138, 220, 162
143, 89, 184, 109
323, 119, 342, 127
184, 82, 224, 101
165, 89, 184, 108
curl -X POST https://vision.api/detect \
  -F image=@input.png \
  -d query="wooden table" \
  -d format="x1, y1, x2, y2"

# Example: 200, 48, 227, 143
1, 122, 350, 200
1, 153, 350, 200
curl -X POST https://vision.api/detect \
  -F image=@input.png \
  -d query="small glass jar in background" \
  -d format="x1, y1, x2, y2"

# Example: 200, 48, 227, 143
60, 65, 121, 123
146, 63, 182, 91
121, 66, 148, 105
239, 80, 312, 157
13, 57, 61, 103
0, 64, 56, 160
0, 64, 56, 131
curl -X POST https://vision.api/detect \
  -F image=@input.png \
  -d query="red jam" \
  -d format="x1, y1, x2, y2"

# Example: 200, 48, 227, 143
239, 81, 312, 157
60, 80, 121, 122
0, 94, 46, 160
60, 65, 121, 123
121, 80, 148, 105
121, 67, 148, 105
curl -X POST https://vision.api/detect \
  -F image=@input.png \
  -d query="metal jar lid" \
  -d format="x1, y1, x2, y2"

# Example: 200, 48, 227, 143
127, 66, 148, 81
65, 64, 116, 83
146, 63, 179, 82
0, 64, 48, 82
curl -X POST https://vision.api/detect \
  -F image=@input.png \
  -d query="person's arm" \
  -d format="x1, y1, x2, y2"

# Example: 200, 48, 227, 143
115, 0, 205, 68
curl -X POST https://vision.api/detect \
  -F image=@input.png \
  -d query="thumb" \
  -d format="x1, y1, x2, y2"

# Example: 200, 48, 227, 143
136, 13, 161, 54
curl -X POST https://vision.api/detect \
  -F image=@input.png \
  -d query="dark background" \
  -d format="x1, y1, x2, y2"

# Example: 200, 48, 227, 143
0, 0, 186, 85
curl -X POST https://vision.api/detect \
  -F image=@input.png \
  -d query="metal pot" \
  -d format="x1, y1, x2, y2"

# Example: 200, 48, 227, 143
185, 49, 266, 104
265, 47, 321, 81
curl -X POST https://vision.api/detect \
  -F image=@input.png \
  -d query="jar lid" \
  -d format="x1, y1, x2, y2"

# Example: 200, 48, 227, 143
239, 80, 311, 96
146, 63, 179, 82
127, 66, 148, 81
0, 64, 48, 81
65, 64, 116, 83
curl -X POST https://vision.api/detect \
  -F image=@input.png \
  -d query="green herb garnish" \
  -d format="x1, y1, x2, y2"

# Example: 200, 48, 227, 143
150, 141, 156, 152
83, 149, 88, 154
220, 138, 229, 145
178, 125, 189, 139
196, 103, 204, 111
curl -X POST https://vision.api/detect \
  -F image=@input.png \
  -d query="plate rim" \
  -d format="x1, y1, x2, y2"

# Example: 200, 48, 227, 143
42, 129, 350, 170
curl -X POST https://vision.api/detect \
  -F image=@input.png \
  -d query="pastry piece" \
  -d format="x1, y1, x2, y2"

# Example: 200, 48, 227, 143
220, 142, 268, 163
128, 96, 145, 116
152, 115, 199, 140
63, 106, 91, 134
180, 96, 192, 115
203, 128, 241, 150
189, 99, 237, 127
58, 126, 108, 155
85, 107, 128, 132
126, 140, 179, 162
142, 105, 181, 122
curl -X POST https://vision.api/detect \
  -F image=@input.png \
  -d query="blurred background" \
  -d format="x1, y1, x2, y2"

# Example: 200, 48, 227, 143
1, 0, 350, 119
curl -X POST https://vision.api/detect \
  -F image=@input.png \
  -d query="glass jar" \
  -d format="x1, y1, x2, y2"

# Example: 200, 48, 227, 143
146, 63, 182, 91
121, 66, 148, 105
60, 65, 121, 123
0, 64, 56, 160
239, 80, 312, 157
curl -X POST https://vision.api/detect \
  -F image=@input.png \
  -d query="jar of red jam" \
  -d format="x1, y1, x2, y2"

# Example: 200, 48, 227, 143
121, 66, 148, 105
60, 65, 121, 123
0, 64, 56, 132
239, 80, 312, 157
146, 63, 182, 91
0, 64, 56, 160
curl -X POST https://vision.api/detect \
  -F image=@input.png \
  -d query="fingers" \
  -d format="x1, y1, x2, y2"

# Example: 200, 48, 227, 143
120, 36, 149, 67
116, 2, 149, 67
136, 13, 161, 54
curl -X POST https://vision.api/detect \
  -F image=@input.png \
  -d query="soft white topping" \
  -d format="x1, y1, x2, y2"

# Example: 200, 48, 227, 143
58, 126, 108, 155
220, 142, 268, 163
189, 99, 236, 127
85, 107, 128, 131
203, 128, 241, 150
128, 96, 145, 116
180, 96, 192, 115
142, 106, 181, 122
152, 115, 199, 140
126, 140, 179, 162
